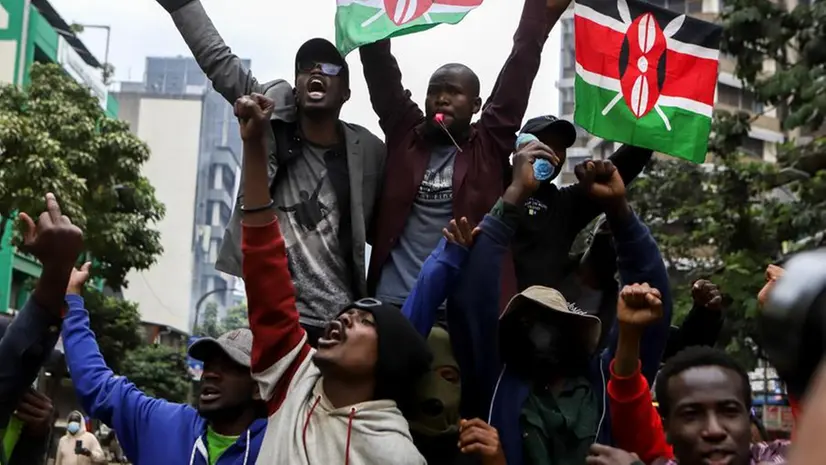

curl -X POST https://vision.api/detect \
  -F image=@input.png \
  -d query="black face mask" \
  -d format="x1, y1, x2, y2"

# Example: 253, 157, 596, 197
505, 319, 588, 381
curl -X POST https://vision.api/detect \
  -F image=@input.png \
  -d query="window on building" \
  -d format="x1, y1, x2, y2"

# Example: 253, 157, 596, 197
220, 203, 231, 226
652, 0, 704, 13
717, 84, 764, 113
222, 166, 236, 194
208, 238, 221, 264
741, 137, 765, 158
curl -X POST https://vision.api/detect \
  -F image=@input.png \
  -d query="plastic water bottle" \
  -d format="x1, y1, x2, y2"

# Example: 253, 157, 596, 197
515, 133, 554, 181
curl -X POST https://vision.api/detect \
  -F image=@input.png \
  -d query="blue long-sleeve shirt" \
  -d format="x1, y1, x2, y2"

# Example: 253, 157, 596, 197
405, 203, 672, 465
61, 294, 266, 465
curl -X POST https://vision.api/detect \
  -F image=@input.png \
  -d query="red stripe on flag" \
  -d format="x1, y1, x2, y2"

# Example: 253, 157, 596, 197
575, 14, 719, 106
661, 50, 718, 106
574, 15, 623, 80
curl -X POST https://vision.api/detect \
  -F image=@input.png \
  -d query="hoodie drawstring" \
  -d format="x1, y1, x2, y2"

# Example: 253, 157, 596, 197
188, 441, 198, 465
302, 395, 323, 464
344, 407, 356, 465
243, 429, 251, 465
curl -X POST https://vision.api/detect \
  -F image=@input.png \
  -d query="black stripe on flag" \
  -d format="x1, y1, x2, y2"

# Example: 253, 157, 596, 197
576, 0, 721, 48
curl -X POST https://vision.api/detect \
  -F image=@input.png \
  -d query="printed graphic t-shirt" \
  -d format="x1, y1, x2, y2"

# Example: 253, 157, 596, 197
376, 145, 457, 305
272, 141, 354, 328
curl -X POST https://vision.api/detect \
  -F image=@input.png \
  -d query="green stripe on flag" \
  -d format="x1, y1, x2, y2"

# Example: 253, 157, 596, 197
335, 3, 469, 56
573, 76, 711, 164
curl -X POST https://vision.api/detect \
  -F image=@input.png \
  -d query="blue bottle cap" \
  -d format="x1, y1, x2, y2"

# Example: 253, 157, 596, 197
533, 158, 554, 181
515, 133, 539, 150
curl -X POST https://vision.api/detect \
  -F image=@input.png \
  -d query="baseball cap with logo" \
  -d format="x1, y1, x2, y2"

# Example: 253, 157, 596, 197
520, 115, 577, 149
188, 328, 253, 368
501, 286, 602, 354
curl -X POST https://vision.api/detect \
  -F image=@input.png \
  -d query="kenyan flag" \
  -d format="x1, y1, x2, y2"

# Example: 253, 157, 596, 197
573, 0, 722, 163
335, 0, 483, 56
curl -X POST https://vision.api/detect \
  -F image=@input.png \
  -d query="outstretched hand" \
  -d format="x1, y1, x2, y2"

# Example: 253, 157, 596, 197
235, 93, 274, 142
67, 262, 92, 295
617, 283, 663, 328
443, 217, 481, 249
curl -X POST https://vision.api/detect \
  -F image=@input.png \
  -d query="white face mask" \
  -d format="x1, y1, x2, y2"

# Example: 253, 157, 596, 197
67, 421, 81, 434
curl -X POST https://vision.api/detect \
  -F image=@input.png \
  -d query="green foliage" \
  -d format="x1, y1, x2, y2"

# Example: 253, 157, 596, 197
628, 0, 826, 369
629, 113, 826, 369
194, 302, 249, 338
82, 288, 143, 373
0, 63, 164, 290
121, 344, 190, 403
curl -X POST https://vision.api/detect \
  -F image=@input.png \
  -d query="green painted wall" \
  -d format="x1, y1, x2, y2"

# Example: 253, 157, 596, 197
0, 0, 116, 312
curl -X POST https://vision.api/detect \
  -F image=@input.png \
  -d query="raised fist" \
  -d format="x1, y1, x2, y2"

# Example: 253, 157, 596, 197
692, 279, 724, 311
575, 160, 626, 204
234, 93, 274, 142
18, 193, 84, 271
758, 264, 785, 308
617, 283, 663, 328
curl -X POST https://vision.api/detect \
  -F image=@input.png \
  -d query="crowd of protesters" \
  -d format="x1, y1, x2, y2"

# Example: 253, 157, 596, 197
0, 0, 824, 463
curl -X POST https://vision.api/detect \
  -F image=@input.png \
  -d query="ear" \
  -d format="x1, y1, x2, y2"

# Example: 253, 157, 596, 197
472, 96, 482, 114
342, 88, 351, 105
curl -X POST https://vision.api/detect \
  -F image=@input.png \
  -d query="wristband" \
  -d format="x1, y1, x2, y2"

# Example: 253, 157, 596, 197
240, 200, 275, 213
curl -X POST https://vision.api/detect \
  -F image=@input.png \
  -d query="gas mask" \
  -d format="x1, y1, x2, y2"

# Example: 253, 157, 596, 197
409, 327, 461, 437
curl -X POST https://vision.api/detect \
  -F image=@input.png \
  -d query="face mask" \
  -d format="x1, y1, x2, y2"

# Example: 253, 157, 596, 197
67, 422, 81, 434
409, 370, 461, 437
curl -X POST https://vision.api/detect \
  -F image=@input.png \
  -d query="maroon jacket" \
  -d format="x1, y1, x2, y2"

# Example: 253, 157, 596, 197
359, 0, 553, 295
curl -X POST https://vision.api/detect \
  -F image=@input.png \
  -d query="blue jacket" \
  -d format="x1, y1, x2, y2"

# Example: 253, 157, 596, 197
61, 295, 267, 465
404, 209, 672, 465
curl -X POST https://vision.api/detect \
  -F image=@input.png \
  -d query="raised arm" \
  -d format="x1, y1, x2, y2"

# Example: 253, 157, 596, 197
662, 279, 724, 361
359, 40, 423, 138
576, 160, 672, 384
477, 0, 565, 155
449, 141, 553, 420
0, 194, 83, 426
401, 219, 475, 337
609, 283, 674, 464
155, 0, 263, 103
62, 286, 196, 464
235, 94, 311, 407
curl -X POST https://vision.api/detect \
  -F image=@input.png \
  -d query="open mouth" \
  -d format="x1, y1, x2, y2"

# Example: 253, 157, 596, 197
200, 385, 221, 403
307, 77, 327, 101
702, 450, 735, 465
318, 320, 344, 349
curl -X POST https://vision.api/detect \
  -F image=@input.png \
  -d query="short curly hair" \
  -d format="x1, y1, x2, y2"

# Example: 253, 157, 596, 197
655, 346, 752, 416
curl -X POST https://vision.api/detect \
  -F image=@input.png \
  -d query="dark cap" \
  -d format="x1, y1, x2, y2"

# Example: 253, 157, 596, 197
340, 298, 432, 408
295, 38, 349, 82
520, 115, 577, 148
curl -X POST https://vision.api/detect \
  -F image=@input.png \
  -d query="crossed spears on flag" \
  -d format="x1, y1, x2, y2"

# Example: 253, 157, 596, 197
359, 0, 483, 28
601, 0, 686, 132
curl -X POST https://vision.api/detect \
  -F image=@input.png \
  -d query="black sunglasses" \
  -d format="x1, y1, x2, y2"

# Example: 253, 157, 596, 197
296, 61, 343, 77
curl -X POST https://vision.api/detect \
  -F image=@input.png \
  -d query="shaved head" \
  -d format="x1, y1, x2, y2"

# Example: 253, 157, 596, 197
431, 63, 480, 98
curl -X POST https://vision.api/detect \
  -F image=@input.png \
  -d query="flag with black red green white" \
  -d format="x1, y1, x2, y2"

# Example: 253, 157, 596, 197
335, 0, 484, 56
573, 0, 722, 163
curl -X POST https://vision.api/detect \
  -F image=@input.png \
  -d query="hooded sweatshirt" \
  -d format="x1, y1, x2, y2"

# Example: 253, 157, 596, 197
242, 218, 426, 465
403, 199, 672, 465
55, 411, 105, 465
61, 295, 267, 465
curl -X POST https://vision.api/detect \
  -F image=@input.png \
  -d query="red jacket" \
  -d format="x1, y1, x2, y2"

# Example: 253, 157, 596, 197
359, 0, 551, 299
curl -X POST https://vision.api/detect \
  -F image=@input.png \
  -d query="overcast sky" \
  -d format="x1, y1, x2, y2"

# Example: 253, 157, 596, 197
49, 0, 562, 136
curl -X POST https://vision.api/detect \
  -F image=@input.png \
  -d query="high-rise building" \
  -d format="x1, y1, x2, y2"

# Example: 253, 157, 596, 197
116, 56, 249, 336
558, 0, 785, 183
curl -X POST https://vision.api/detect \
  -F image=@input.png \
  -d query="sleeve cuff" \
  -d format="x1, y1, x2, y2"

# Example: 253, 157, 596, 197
608, 359, 650, 401
241, 218, 281, 248
439, 241, 470, 269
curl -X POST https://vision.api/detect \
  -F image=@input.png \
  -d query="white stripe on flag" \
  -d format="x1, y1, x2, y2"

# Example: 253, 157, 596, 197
337, 0, 476, 13
574, 2, 719, 61
575, 63, 713, 117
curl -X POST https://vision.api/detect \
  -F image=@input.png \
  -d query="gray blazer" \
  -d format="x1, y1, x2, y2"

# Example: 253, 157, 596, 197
165, 0, 386, 295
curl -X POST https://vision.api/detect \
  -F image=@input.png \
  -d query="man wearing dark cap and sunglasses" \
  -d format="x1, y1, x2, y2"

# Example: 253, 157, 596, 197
510, 114, 653, 295
153, 0, 386, 346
